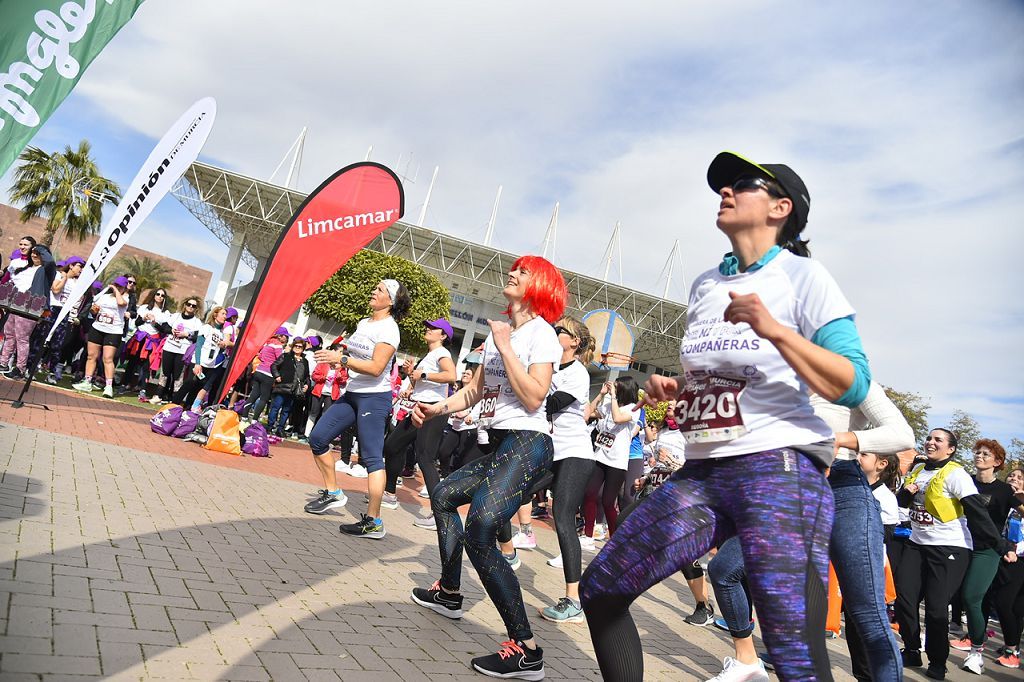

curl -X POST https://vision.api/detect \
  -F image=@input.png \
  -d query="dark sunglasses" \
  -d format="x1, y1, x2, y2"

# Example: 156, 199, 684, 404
554, 325, 576, 338
155, 292, 165, 297
731, 175, 787, 198
184, 302, 198, 308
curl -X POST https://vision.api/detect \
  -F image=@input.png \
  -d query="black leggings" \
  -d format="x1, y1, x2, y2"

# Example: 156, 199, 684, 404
584, 462, 627, 537
552, 457, 595, 584
893, 541, 969, 667
159, 351, 186, 400
383, 409, 446, 495
992, 560, 1024, 649
247, 372, 274, 421
619, 458, 644, 512
433, 429, 552, 641
308, 394, 333, 432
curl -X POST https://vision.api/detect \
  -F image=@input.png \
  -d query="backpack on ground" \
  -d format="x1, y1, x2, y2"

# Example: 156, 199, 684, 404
172, 410, 200, 438
204, 409, 241, 456
241, 422, 270, 457
150, 405, 183, 436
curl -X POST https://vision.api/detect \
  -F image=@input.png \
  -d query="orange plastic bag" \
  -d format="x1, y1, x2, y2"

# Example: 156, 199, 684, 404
204, 409, 241, 456
826, 562, 842, 636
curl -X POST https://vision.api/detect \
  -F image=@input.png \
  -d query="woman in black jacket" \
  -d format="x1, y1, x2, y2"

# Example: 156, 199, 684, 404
268, 337, 309, 437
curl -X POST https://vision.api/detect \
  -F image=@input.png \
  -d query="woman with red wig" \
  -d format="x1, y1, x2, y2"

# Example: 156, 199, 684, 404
410, 255, 565, 680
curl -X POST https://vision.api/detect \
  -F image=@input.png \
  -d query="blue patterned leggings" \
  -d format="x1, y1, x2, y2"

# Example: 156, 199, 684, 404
580, 449, 835, 682
433, 429, 553, 641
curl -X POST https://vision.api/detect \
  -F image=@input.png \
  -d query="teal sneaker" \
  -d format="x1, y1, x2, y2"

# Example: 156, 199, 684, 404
541, 597, 584, 624
340, 514, 385, 539
503, 551, 521, 571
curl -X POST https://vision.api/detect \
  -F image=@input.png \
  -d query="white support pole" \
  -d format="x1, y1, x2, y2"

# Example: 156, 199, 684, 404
483, 185, 502, 246
269, 127, 307, 187
296, 307, 310, 335
417, 165, 439, 226
541, 202, 559, 261
364, 145, 373, 161
213, 232, 245, 305
602, 221, 622, 282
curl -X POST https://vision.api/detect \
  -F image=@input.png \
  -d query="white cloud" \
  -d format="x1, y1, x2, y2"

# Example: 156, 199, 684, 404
39, 0, 1024, 442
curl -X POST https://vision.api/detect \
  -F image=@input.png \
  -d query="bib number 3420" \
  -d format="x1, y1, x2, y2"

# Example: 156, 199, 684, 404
675, 375, 747, 444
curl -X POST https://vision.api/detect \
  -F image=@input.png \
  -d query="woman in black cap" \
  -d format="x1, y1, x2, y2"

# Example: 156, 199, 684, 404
580, 152, 873, 682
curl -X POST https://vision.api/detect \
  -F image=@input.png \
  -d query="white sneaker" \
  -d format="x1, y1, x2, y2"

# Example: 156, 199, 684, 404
547, 554, 563, 569
413, 515, 437, 531
418, 486, 431, 499
380, 492, 399, 510
102, 385, 114, 399
512, 530, 537, 550
593, 524, 607, 541
579, 536, 597, 552
72, 380, 95, 392
334, 460, 351, 473
707, 656, 769, 682
347, 464, 368, 478
963, 650, 984, 675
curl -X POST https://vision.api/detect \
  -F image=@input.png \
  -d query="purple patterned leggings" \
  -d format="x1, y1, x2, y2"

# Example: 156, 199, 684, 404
580, 448, 835, 682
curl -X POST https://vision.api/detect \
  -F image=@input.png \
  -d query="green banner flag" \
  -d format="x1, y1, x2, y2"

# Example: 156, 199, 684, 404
0, 0, 146, 176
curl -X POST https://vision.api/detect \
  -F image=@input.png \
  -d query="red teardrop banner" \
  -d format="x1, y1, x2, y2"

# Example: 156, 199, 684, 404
219, 162, 404, 400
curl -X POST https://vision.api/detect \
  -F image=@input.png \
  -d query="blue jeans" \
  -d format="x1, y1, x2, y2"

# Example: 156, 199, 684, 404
268, 393, 293, 433
308, 390, 392, 473
829, 459, 902, 681
707, 537, 753, 637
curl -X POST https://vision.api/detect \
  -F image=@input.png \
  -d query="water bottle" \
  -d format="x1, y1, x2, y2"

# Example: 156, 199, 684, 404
1008, 515, 1023, 543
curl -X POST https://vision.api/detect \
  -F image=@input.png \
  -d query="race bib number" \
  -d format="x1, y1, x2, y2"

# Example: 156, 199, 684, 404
595, 430, 616, 450
395, 399, 416, 420
480, 384, 500, 419
909, 504, 934, 526
675, 375, 747, 444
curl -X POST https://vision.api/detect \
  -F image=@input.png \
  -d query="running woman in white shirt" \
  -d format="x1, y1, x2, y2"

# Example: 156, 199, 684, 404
410, 255, 565, 680
72, 276, 129, 398
538, 315, 597, 625
582, 151, 873, 682
305, 279, 411, 541
382, 318, 457, 511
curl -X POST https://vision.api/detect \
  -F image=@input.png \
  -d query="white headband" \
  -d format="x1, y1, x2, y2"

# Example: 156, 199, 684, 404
382, 279, 400, 305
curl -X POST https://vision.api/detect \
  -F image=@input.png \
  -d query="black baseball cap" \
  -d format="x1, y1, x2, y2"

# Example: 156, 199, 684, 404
707, 151, 810, 235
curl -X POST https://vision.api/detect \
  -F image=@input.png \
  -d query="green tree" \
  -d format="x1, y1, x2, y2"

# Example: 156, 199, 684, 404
946, 409, 981, 466
882, 385, 931, 449
303, 250, 450, 356
9, 141, 121, 245
104, 254, 176, 294
1007, 437, 1024, 472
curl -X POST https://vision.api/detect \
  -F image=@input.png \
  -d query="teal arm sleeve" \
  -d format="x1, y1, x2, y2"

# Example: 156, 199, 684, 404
811, 316, 871, 408
193, 335, 205, 363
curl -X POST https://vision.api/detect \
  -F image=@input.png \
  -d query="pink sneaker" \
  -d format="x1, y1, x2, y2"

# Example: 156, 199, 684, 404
511, 530, 537, 550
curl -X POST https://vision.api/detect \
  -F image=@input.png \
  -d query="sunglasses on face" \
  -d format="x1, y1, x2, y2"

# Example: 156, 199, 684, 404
127, 280, 136, 285
185, 302, 198, 309
554, 325, 576, 338
155, 293, 165, 297
731, 175, 787, 198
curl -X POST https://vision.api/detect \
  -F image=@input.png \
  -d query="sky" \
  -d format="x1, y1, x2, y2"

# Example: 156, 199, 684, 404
2, 1, 1022, 447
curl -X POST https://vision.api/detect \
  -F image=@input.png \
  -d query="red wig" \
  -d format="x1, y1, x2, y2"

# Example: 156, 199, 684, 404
509, 255, 567, 324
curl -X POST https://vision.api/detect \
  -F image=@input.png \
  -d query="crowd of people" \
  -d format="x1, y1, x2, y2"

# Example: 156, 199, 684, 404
3, 150, 1023, 682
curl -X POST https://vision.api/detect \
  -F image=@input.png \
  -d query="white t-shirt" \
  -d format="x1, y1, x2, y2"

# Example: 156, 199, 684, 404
135, 304, 169, 335
872, 484, 900, 526
656, 427, 687, 466
678, 250, 855, 459
163, 313, 202, 354
345, 316, 401, 393
9, 264, 38, 292
195, 324, 227, 368
479, 316, 562, 432
411, 346, 453, 403
50, 273, 69, 307
550, 360, 594, 463
450, 402, 481, 433
593, 400, 640, 470
91, 291, 128, 334
906, 464, 978, 549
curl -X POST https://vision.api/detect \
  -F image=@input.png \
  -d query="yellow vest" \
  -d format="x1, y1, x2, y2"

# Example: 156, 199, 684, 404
905, 460, 965, 523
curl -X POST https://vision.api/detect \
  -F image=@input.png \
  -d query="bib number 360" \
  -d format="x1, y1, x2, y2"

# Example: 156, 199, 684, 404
675, 375, 747, 444
480, 384, 500, 419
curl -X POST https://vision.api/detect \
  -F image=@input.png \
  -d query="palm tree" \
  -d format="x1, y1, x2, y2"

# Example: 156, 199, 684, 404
9, 140, 121, 245
105, 254, 176, 293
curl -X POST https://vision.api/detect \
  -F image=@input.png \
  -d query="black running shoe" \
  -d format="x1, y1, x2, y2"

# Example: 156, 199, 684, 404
411, 580, 463, 619
901, 649, 923, 668
471, 640, 544, 680
339, 513, 385, 539
3, 367, 23, 380
684, 601, 714, 626
303, 490, 347, 514
925, 665, 945, 680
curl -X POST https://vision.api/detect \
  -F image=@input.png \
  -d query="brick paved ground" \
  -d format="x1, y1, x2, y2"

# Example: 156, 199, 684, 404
0, 380, 1019, 680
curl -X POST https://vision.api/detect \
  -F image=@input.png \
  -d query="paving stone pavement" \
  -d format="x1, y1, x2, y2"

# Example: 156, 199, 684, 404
0, 382, 1018, 680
